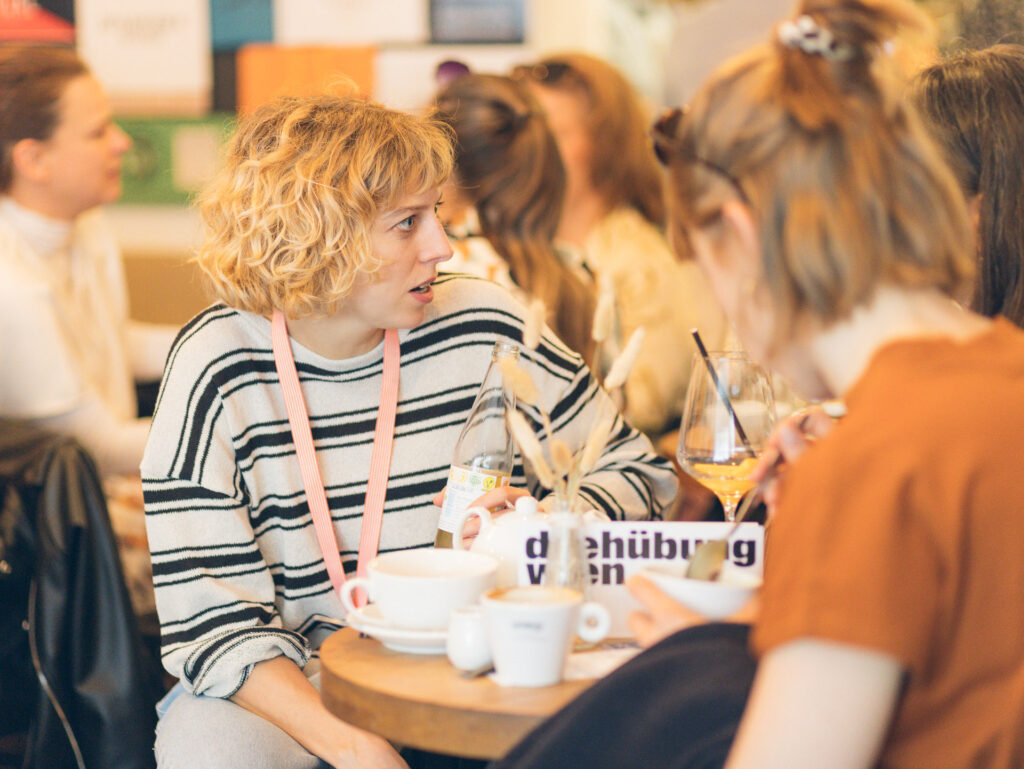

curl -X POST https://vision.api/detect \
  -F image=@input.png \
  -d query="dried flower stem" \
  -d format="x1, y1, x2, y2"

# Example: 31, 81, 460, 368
507, 409, 556, 489
504, 293, 643, 509
604, 327, 646, 390
592, 280, 616, 344
524, 299, 546, 350
499, 356, 539, 405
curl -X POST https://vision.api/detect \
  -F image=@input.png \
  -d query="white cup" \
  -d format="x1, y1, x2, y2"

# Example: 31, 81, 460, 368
481, 585, 611, 687
446, 605, 492, 672
340, 549, 497, 630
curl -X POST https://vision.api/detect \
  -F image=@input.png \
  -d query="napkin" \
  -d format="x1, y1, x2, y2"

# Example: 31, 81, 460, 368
564, 643, 641, 680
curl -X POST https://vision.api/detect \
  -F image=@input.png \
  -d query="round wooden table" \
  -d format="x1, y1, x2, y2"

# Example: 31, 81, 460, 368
319, 628, 597, 760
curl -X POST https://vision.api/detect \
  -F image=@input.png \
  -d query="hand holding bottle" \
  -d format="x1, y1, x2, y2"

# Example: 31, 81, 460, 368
434, 485, 532, 545
435, 341, 520, 548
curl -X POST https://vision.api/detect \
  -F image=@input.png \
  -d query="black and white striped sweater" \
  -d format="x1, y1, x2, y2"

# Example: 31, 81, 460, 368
142, 275, 675, 697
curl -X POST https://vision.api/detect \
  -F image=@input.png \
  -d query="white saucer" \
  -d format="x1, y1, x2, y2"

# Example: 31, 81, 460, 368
346, 605, 448, 655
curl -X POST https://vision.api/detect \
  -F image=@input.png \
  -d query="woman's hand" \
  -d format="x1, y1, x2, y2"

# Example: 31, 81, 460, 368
627, 575, 707, 647
231, 657, 410, 769
433, 486, 532, 545
459, 486, 532, 544
328, 729, 408, 769
626, 575, 759, 648
750, 407, 836, 516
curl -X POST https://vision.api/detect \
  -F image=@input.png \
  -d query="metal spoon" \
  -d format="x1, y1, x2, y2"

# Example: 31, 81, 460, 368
458, 662, 495, 679
684, 478, 765, 581
685, 413, 810, 582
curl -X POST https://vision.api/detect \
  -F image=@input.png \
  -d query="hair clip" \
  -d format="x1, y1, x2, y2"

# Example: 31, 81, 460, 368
436, 59, 471, 87
778, 15, 854, 62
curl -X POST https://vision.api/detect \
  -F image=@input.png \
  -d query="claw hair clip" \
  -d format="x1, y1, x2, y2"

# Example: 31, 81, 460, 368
778, 15, 855, 62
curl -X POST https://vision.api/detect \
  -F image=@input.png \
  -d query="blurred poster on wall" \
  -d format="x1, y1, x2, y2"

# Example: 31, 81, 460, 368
211, 0, 273, 51
0, 0, 73, 43
375, 44, 529, 110
236, 44, 375, 115
211, 0, 275, 117
430, 0, 525, 44
119, 114, 236, 205
274, 0, 427, 45
74, 0, 212, 115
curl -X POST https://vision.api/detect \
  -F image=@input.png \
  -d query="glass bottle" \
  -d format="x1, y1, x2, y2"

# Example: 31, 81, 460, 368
435, 341, 518, 547
542, 498, 588, 593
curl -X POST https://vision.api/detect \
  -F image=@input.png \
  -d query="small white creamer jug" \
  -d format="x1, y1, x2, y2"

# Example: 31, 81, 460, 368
452, 496, 545, 588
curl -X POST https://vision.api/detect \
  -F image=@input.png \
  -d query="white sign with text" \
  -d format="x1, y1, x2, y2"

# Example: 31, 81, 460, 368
513, 521, 764, 638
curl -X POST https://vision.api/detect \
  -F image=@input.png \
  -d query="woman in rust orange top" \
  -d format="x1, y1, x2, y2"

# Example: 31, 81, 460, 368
624, 0, 1024, 768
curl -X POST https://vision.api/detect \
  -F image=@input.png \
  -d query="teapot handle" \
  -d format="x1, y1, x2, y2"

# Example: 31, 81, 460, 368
452, 505, 492, 551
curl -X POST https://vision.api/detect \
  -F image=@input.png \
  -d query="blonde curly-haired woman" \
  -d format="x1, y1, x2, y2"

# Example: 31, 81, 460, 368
142, 93, 676, 769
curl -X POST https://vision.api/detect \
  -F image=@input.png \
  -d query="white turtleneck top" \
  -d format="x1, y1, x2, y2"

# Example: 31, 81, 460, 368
0, 197, 176, 475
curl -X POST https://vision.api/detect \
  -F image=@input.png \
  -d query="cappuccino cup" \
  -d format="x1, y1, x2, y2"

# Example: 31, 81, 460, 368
481, 586, 611, 687
340, 549, 496, 630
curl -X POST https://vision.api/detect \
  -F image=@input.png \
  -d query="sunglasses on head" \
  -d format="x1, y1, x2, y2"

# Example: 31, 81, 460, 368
651, 107, 749, 204
511, 61, 574, 85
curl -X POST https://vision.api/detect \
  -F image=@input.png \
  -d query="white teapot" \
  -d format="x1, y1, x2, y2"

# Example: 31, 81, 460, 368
452, 496, 546, 588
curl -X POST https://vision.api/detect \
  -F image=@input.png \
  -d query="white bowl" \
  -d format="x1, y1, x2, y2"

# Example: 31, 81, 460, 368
639, 561, 761, 620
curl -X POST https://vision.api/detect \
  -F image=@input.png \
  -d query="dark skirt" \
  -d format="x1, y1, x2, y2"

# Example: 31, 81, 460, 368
488, 622, 756, 769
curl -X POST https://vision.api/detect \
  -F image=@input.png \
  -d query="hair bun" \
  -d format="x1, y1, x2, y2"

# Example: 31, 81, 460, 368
491, 100, 532, 135
510, 110, 533, 132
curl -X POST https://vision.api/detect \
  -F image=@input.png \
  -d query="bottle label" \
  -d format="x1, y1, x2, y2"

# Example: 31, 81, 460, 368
437, 466, 511, 533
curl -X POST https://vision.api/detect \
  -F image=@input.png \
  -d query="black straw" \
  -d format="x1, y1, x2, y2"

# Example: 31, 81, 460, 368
690, 329, 754, 454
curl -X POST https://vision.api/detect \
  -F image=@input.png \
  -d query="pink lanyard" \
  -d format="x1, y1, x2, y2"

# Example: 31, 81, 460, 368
271, 310, 400, 603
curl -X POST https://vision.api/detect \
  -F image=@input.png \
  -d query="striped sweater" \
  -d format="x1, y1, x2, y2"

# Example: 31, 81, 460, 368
141, 276, 675, 697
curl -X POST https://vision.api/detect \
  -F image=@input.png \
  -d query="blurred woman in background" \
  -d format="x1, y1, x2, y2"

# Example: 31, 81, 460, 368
514, 52, 727, 435
0, 45, 177, 616
433, 73, 596, 365
913, 44, 1024, 327
0, 45, 175, 475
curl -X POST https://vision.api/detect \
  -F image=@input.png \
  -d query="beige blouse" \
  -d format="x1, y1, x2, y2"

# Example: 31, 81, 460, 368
581, 206, 728, 435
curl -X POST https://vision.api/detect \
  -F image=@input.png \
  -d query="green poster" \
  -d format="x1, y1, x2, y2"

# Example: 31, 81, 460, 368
118, 114, 236, 206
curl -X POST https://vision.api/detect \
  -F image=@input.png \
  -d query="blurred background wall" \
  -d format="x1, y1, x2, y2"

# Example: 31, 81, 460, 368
0, 0, 1006, 327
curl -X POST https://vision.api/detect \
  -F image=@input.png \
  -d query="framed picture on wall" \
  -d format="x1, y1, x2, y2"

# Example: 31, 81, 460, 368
430, 0, 525, 44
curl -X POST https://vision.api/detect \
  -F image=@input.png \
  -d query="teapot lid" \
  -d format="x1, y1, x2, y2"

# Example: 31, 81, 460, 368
514, 496, 539, 516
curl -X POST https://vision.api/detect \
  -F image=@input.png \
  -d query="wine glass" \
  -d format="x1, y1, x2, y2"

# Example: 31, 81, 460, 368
677, 352, 776, 521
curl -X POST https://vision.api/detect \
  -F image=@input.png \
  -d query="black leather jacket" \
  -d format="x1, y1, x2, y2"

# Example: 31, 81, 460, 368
0, 421, 161, 769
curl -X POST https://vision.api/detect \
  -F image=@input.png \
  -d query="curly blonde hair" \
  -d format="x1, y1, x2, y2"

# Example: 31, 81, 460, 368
195, 94, 453, 318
